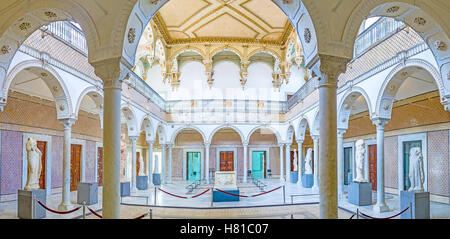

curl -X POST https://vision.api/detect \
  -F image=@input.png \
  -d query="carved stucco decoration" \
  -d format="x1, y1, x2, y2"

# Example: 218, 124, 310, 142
435, 41, 447, 51
128, 28, 136, 44
19, 22, 31, 31
1, 45, 11, 55
44, 11, 57, 18
150, 0, 159, 5
59, 104, 65, 111
304, 28, 311, 44
386, 6, 400, 14
413, 17, 426, 26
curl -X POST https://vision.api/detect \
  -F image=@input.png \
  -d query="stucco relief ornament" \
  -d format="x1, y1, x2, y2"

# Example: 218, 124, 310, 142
386, 6, 400, 13
44, 11, 57, 18
1, 45, 11, 55
304, 148, 313, 174
413, 17, 426, 26
435, 41, 447, 51
128, 28, 136, 44
304, 28, 311, 44
354, 139, 367, 182
408, 147, 425, 192
24, 137, 43, 190
19, 22, 31, 31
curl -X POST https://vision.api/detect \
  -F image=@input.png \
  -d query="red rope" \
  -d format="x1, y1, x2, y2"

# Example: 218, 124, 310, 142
191, 189, 210, 198
215, 188, 248, 197
349, 214, 355, 219
158, 188, 188, 199
133, 213, 147, 219
359, 207, 410, 219
251, 186, 282, 197
87, 207, 103, 218
36, 200, 81, 214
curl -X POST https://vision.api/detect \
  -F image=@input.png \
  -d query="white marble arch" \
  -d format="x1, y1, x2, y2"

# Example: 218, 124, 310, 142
71, 138, 87, 183
182, 147, 204, 181
337, 86, 373, 130
363, 138, 377, 183
215, 147, 238, 174
121, 104, 139, 137
170, 125, 207, 145
74, 86, 103, 117
95, 141, 103, 186
249, 146, 271, 178
2, 60, 72, 119
374, 58, 445, 120
207, 125, 245, 144
246, 126, 281, 144
297, 117, 311, 142
21, 133, 52, 197
397, 132, 428, 194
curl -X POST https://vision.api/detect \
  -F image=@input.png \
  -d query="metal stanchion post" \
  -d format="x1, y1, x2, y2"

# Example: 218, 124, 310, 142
154, 187, 157, 205
410, 202, 413, 219
149, 209, 152, 219
32, 194, 36, 219
210, 188, 213, 207
283, 185, 286, 204
82, 201, 86, 219
356, 208, 359, 219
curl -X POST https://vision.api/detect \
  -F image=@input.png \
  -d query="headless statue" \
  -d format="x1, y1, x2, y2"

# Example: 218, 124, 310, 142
293, 148, 298, 171
304, 148, 313, 174
120, 134, 127, 182
24, 137, 43, 190
408, 147, 425, 192
138, 154, 145, 176
354, 139, 367, 182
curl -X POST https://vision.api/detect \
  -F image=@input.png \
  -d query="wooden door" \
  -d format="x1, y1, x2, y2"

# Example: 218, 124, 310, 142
97, 147, 103, 186
368, 144, 377, 191
36, 141, 47, 189
136, 151, 141, 175
70, 144, 82, 191
220, 151, 234, 171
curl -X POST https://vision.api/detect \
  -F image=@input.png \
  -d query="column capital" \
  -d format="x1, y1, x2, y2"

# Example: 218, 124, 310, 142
242, 141, 249, 147
92, 57, 129, 90
337, 128, 347, 137
59, 118, 77, 129
311, 135, 319, 141
296, 140, 304, 145
278, 143, 285, 147
129, 136, 139, 142
204, 142, 211, 148
372, 117, 389, 129
318, 54, 350, 86
146, 140, 154, 145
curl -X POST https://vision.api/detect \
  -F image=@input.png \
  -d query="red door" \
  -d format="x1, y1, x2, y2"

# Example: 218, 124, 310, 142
36, 141, 47, 189
220, 151, 234, 171
97, 147, 103, 186
136, 152, 141, 175
70, 144, 82, 191
368, 144, 377, 191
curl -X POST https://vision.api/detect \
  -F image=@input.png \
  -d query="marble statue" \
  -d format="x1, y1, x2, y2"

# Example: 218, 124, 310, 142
138, 154, 145, 176
354, 139, 367, 182
120, 134, 127, 182
293, 149, 298, 171
304, 148, 313, 174
408, 147, 425, 192
24, 137, 43, 190
154, 155, 160, 174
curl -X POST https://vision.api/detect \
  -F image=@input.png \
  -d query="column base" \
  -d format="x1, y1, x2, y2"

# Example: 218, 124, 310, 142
58, 203, 75, 211
312, 185, 319, 193
373, 203, 390, 213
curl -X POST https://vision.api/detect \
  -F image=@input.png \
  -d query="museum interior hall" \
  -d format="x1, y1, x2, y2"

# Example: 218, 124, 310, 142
0, 0, 449, 219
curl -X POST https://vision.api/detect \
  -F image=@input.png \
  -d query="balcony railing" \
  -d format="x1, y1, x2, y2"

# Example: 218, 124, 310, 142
287, 77, 318, 110
354, 17, 404, 57
127, 71, 167, 110
45, 21, 88, 55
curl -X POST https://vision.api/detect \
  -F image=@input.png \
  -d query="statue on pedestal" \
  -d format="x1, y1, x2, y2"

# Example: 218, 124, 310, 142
304, 148, 313, 174
354, 139, 367, 182
24, 137, 42, 190
293, 148, 298, 171
138, 154, 145, 176
408, 147, 425, 192
120, 134, 127, 182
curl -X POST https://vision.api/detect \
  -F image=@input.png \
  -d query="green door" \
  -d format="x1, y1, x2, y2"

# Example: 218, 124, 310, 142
252, 151, 265, 179
344, 147, 353, 185
403, 141, 422, 190
187, 152, 201, 181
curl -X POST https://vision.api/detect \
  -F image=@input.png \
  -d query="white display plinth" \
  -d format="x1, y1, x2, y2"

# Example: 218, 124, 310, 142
214, 171, 237, 190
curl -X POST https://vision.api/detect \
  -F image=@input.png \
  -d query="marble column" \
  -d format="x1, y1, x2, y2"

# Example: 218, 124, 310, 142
337, 129, 346, 198
168, 144, 173, 183
147, 141, 154, 186
161, 144, 166, 184
93, 58, 124, 218
296, 140, 304, 186
58, 118, 76, 211
279, 144, 284, 181
285, 143, 291, 183
317, 54, 349, 219
130, 136, 138, 192
373, 118, 390, 212
243, 142, 248, 183
311, 135, 319, 192
205, 142, 210, 184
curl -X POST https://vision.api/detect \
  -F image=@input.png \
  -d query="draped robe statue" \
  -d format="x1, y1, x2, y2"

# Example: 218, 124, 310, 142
293, 148, 298, 171
120, 134, 127, 182
24, 137, 43, 190
354, 139, 367, 182
138, 154, 145, 176
304, 148, 313, 174
408, 147, 425, 192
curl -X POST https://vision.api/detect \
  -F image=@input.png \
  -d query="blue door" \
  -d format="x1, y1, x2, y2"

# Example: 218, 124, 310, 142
252, 151, 265, 179
187, 152, 201, 181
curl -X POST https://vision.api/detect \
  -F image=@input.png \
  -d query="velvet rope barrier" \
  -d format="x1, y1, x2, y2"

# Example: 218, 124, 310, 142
191, 189, 210, 198
251, 186, 282, 197
158, 188, 188, 199
133, 213, 148, 219
36, 200, 81, 215
215, 188, 248, 197
359, 207, 410, 219
349, 214, 355, 219
87, 207, 103, 218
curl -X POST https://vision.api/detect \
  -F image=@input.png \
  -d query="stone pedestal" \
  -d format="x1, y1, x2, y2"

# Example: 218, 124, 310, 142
77, 182, 98, 205
290, 171, 298, 183
400, 191, 430, 219
120, 182, 130, 197
152, 173, 161, 186
302, 174, 314, 188
18, 189, 46, 219
213, 189, 240, 202
137, 176, 148, 190
348, 181, 372, 206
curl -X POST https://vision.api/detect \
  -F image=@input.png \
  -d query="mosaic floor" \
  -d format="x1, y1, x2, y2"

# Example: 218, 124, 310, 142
0, 179, 449, 219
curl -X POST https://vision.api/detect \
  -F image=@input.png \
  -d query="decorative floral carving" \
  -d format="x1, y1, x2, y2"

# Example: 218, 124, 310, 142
304, 28, 311, 44
44, 11, 57, 18
435, 40, 447, 51
1, 45, 11, 55
19, 22, 31, 31
386, 6, 399, 13
128, 28, 136, 44
40, 72, 48, 77
59, 104, 65, 111
413, 17, 426, 26
150, 0, 159, 5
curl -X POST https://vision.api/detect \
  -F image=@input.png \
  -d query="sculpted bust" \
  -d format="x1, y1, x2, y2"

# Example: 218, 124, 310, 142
354, 139, 367, 182
24, 137, 43, 190
304, 148, 313, 174
408, 147, 425, 192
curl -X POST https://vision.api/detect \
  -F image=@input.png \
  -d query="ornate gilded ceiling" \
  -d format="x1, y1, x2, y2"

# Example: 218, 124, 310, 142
154, 0, 292, 45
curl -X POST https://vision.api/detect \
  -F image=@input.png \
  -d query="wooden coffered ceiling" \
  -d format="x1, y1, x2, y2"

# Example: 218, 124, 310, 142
153, 0, 293, 45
